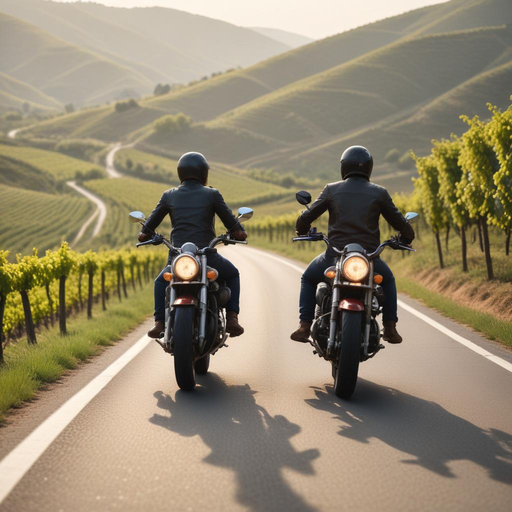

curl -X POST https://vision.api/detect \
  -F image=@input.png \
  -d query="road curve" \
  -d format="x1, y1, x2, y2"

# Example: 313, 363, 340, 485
105, 143, 130, 178
7, 128, 21, 139
0, 247, 511, 511
66, 181, 107, 245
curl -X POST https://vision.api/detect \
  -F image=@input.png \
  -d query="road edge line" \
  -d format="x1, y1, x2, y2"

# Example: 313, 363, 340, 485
0, 334, 152, 505
255, 248, 512, 374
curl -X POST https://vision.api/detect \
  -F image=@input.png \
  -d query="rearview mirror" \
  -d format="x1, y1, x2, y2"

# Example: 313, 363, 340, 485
237, 207, 253, 222
129, 211, 146, 223
405, 212, 419, 224
296, 190, 312, 206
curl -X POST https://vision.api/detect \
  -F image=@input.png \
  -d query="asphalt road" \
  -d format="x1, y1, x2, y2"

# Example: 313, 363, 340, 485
1, 246, 511, 511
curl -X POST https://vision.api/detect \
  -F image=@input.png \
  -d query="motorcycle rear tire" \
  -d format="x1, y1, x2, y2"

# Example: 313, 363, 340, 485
333, 310, 361, 400
194, 354, 210, 375
173, 306, 196, 391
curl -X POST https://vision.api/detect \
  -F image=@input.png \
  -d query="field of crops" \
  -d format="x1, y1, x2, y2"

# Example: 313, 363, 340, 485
0, 143, 105, 182
0, 185, 93, 256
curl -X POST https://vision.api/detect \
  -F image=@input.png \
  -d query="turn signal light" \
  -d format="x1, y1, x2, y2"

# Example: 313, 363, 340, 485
207, 269, 219, 281
373, 274, 383, 284
163, 272, 173, 282
325, 270, 336, 279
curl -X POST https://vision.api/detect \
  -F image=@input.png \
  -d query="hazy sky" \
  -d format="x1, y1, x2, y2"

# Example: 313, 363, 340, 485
55, 0, 449, 39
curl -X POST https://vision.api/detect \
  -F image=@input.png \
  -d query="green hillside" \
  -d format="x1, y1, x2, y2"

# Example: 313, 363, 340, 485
0, 184, 92, 255
0, 72, 62, 113
0, 143, 105, 182
0, 153, 55, 192
0, 0, 289, 85
0, 12, 153, 106
136, 26, 512, 178
287, 59, 512, 189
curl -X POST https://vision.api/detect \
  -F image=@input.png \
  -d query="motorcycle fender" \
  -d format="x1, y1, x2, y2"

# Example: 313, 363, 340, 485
338, 298, 365, 312
173, 295, 198, 307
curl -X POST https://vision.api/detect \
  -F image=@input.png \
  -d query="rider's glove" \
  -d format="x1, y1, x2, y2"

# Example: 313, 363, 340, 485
231, 230, 247, 241
138, 231, 151, 243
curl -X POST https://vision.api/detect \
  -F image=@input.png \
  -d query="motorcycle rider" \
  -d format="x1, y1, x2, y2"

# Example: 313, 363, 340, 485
138, 152, 247, 339
290, 146, 415, 345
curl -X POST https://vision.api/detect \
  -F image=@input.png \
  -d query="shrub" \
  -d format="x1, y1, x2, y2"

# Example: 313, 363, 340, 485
3, 111, 22, 121
115, 99, 139, 113
55, 139, 107, 161
153, 113, 192, 134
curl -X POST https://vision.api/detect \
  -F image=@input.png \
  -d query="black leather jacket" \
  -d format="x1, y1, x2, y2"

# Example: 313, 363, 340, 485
142, 180, 244, 249
296, 176, 415, 253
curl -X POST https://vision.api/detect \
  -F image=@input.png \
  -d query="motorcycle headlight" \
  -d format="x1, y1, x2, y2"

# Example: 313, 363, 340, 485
342, 255, 369, 282
173, 255, 199, 281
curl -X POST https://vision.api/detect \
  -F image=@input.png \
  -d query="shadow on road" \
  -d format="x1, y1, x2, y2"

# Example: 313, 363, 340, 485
150, 373, 320, 512
306, 380, 512, 484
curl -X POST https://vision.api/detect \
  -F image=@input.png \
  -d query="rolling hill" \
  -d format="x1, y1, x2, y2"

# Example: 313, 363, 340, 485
134, 26, 512, 179
0, 0, 290, 85
0, 12, 153, 106
249, 28, 314, 48
0, 72, 63, 114
24, 0, 512, 144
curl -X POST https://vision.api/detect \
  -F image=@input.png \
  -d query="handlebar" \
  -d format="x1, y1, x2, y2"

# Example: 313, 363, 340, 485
293, 230, 414, 258
135, 232, 247, 252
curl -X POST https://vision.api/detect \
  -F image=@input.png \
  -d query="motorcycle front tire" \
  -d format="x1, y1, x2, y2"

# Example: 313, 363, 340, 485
173, 306, 196, 391
194, 354, 210, 375
333, 310, 361, 400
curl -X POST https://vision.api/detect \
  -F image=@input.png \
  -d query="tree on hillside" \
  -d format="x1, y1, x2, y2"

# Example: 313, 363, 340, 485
53, 242, 76, 335
432, 136, 470, 271
83, 251, 98, 319
13, 250, 41, 344
458, 115, 498, 280
487, 102, 512, 255
154, 84, 171, 96
413, 154, 448, 269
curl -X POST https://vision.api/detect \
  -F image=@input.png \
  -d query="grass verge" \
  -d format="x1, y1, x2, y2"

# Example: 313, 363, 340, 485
395, 276, 512, 349
0, 283, 153, 422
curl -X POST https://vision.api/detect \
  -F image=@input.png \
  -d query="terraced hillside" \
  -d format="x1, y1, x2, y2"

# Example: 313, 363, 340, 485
0, 143, 105, 183
135, 25, 512, 186
0, 184, 92, 255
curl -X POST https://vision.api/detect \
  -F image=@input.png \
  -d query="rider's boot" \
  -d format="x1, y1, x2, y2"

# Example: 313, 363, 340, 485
148, 320, 164, 339
226, 311, 244, 337
290, 321, 312, 343
382, 321, 403, 344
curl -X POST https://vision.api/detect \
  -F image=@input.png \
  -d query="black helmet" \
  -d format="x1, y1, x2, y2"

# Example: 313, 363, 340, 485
177, 152, 209, 185
340, 146, 373, 180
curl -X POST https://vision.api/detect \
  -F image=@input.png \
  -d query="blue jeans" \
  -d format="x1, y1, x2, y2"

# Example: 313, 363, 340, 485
299, 251, 398, 323
154, 252, 241, 321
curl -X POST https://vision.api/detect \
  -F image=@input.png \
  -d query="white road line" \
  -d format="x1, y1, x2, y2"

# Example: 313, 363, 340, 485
253, 248, 512, 374
0, 335, 152, 505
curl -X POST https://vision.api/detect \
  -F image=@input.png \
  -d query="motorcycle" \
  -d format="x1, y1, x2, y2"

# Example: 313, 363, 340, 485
293, 190, 419, 399
129, 207, 254, 391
